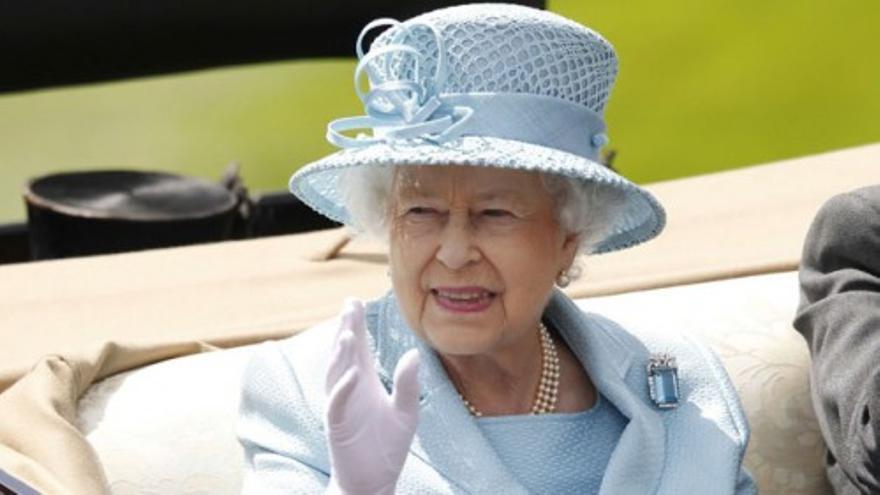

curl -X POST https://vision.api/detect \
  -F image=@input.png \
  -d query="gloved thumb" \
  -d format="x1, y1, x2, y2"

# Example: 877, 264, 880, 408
391, 349, 421, 414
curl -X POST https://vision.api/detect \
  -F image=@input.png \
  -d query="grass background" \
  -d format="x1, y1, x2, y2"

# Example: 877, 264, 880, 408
0, 0, 877, 222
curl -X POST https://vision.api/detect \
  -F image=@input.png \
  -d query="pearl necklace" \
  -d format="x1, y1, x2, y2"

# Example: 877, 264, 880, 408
459, 322, 560, 417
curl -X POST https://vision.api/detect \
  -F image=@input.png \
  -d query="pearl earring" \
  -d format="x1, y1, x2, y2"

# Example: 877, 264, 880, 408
556, 268, 571, 288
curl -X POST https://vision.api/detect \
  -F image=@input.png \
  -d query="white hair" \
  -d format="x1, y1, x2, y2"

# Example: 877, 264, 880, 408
338, 165, 625, 277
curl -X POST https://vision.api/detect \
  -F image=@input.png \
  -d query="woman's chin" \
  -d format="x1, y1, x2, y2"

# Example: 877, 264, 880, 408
420, 321, 500, 357
427, 337, 494, 357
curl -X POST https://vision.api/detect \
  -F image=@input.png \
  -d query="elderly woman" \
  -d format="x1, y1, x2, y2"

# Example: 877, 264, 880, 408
238, 4, 755, 494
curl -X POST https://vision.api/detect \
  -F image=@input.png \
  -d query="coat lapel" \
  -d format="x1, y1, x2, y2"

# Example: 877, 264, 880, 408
545, 291, 667, 495
407, 345, 530, 494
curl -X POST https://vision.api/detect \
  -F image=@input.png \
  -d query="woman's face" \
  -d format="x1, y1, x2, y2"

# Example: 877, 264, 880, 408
388, 165, 579, 357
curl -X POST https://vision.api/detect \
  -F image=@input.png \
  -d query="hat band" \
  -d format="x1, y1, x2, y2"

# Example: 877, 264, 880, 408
327, 92, 608, 162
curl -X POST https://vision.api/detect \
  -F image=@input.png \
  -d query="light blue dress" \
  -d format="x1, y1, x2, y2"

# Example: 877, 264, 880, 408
477, 394, 627, 494
237, 289, 757, 494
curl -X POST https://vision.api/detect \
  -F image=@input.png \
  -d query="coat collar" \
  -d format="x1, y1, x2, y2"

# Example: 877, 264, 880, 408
365, 290, 667, 494
544, 291, 667, 494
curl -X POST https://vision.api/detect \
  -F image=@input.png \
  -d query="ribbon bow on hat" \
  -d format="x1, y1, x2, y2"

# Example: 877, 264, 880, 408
327, 19, 474, 148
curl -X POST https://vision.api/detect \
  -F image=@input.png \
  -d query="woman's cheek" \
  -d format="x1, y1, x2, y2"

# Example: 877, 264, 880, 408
390, 237, 431, 306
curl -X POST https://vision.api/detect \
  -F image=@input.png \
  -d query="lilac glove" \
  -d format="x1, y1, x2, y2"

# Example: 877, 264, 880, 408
324, 299, 421, 495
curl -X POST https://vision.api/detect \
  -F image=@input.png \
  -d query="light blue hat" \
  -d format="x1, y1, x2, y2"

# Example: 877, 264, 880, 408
289, 3, 666, 254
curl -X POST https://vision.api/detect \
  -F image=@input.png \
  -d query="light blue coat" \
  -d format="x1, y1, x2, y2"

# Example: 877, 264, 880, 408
238, 290, 756, 494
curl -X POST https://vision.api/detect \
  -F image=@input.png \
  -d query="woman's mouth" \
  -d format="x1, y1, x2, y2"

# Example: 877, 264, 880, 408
431, 287, 496, 313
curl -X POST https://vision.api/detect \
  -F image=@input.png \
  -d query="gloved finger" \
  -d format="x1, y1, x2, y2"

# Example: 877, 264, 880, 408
391, 349, 421, 415
326, 367, 360, 434
332, 298, 358, 348
326, 330, 356, 396
344, 298, 375, 373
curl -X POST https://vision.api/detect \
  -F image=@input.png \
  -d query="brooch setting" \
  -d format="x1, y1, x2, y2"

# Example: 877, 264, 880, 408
647, 353, 680, 409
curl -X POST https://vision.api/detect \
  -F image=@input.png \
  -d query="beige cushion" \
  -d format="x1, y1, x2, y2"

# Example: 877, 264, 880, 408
76, 346, 254, 494
77, 271, 830, 494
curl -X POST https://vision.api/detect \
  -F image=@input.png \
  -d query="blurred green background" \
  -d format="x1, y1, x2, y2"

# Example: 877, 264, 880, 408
0, 0, 878, 222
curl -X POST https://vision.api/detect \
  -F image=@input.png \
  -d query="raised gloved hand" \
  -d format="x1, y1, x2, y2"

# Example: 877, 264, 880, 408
324, 299, 421, 495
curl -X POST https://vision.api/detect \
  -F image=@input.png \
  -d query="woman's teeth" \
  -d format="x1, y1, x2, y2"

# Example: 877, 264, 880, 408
434, 290, 493, 300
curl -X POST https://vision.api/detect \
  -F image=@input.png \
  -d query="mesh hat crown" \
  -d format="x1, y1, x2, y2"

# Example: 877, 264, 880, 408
368, 4, 617, 116
290, 3, 665, 254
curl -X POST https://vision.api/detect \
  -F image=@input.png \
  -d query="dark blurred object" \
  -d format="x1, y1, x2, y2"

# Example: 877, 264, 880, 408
602, 149, 618, 172
220, 162, 255, 239
13, 168, 341, 263
0, 0, 543, 93
219, 162, 340, 239
249, 191, 340, 237
24, 170, 239, 260
0, 223, 29, 264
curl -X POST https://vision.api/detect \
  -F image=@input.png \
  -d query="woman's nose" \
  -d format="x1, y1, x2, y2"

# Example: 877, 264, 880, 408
435, 214, 480, 270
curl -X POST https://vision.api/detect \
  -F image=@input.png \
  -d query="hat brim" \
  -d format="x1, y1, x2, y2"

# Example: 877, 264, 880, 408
289, 135, 666, 254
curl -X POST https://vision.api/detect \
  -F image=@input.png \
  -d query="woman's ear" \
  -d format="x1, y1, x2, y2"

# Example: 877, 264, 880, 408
560, 231, 580, 268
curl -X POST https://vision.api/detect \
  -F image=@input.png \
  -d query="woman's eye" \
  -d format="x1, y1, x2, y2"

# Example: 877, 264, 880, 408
481, 209, 513, 218
406, 206, 437, 216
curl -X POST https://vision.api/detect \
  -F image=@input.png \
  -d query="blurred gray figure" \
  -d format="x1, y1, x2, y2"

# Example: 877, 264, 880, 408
795, 185, 880, 494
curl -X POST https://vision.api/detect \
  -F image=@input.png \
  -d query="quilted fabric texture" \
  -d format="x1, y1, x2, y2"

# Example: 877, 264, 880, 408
76, 346, 255, 494
76, 271, 829, 494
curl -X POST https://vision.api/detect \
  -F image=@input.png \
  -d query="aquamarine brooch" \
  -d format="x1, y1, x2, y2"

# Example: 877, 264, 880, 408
647, 353, 680, 409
